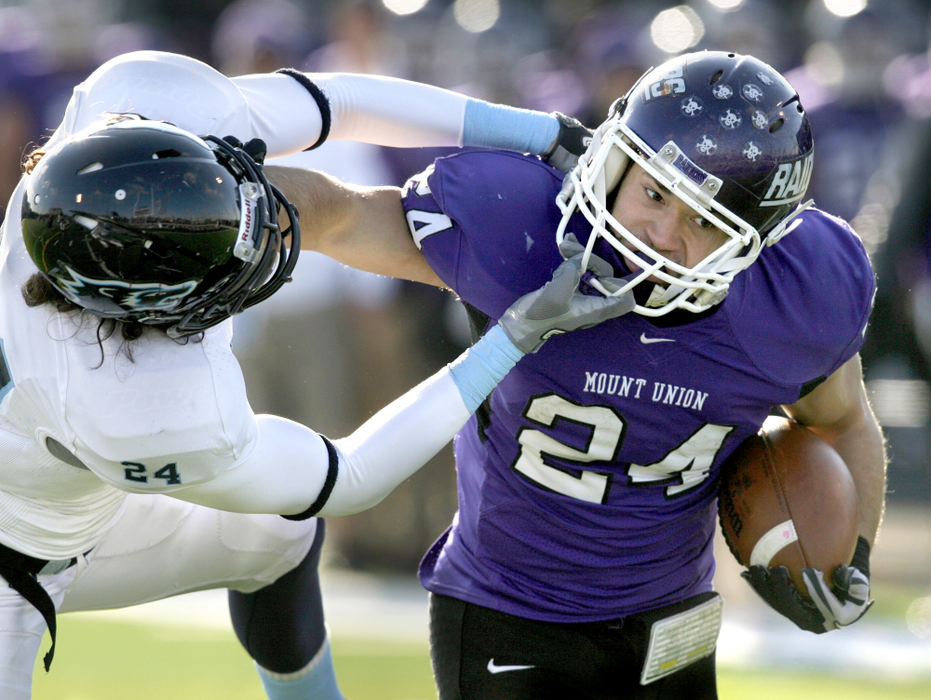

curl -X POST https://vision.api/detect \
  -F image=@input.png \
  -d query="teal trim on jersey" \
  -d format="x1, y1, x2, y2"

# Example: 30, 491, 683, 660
0, 338, 12, 401
449, 325, 523, 413
463, 100, 558, 156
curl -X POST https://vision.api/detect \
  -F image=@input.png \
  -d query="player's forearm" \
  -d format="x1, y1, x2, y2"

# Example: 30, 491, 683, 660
814, 405, 887, 545
320, 371, 471, 516
242, 69, 559, 154
266, 165, 443, 286
309, 72, 559, 152
785, 356, 887, 545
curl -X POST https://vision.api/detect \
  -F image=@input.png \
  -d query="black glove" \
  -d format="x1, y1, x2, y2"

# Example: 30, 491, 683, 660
741, 565, 828, 633
221, 135, 268, 164
742, 537, 873, 634
543, 112, 593, 173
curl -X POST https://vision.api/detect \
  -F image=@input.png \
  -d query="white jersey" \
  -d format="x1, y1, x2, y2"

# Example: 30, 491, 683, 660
0, 51, 485, 561
0, 53, 279, 559
0, 184, 261, 557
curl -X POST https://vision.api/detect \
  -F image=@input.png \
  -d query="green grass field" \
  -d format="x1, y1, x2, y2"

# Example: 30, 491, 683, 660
30, 615, 931, 699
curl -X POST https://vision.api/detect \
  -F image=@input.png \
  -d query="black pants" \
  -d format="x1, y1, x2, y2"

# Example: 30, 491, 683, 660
429, 592, 718, 700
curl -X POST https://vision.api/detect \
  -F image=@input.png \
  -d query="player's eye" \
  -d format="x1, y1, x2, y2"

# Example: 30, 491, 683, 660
693, 216, 715, 230
645, 187, 664, 204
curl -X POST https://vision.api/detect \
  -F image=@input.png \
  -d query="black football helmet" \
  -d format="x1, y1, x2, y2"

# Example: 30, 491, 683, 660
557, 50, 814, 316
21, 118, 300, 337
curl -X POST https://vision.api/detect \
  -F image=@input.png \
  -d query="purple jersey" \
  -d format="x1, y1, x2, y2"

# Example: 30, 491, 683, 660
404, 150, 875, 622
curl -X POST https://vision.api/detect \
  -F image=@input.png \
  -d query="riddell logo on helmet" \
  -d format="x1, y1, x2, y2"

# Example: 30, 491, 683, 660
240, 198, 254, 244
234, 185, 261, 263
760, 153, 813, 206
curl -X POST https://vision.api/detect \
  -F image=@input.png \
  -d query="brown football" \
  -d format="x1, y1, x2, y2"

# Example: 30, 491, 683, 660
718, 415, 859, 593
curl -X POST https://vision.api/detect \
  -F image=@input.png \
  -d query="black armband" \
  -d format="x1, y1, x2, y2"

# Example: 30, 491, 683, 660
275, 68, 331, 150
851, 536, 871, 577
282, 435, 339, 521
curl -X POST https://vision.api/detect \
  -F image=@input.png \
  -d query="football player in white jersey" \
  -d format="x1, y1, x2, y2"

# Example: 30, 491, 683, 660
0, 51, 616, 699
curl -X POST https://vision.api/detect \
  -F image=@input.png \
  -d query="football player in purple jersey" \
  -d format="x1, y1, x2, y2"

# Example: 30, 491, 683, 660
288, 50, 886, 699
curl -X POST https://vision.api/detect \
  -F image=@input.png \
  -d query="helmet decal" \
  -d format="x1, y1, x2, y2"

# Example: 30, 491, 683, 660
696, 136, 717, 155
712, 84, 734, 100
743, 142, 762, 162
741, 83, 764, 102
759, 152, 814, 207
681, 97, 704, 118
756, 71, 775, 86
645, 67, 686, 100
719, 109, 742, 129
55, 264, 197, 313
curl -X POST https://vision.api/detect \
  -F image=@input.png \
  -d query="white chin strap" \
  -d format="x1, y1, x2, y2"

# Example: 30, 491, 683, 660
644, 253, 748, 310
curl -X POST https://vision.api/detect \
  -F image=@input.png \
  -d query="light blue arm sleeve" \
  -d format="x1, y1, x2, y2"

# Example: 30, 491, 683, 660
463, 100, 559, 155
448, 325, 524, 413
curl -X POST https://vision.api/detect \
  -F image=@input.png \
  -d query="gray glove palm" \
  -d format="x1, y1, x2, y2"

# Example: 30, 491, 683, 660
498, 254, 634, 354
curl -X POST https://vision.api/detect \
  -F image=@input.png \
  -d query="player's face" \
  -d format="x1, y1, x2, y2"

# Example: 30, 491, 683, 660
610, 163, 728, 276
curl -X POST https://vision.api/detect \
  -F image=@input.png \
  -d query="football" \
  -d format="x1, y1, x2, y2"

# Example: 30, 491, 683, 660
718, 415, 859, 593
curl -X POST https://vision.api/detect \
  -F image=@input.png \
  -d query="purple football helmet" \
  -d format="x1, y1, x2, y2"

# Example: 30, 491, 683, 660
557, 50, 814, 315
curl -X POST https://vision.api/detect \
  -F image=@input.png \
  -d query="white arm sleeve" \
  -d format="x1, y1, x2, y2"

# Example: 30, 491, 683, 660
233, 71, 468, 154
312, 72, 468, 147
243, 71, 557, 156
322, 369, 471, 516
276, 72, 557, 153
53, 51, 468, 161
56, 51, 553, 162
173, 323, 523, 515
172, 368, 471, 516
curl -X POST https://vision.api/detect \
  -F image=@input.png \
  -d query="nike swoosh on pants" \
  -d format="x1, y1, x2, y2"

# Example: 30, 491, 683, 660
487, 659, 536, 674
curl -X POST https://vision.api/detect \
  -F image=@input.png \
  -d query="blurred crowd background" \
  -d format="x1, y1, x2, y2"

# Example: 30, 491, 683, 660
1, 0, 930, 580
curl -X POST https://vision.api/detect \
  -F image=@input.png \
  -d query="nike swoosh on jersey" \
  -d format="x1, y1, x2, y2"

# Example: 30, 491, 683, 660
639, 333, 675, 344
487, 659, 536, 674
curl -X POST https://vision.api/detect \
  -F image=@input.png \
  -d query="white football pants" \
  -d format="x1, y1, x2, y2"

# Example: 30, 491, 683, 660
0, 493, 317, 699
